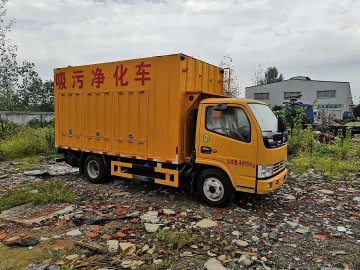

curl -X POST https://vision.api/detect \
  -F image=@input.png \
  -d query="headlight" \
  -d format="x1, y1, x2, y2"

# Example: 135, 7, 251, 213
257, 164, 273, 179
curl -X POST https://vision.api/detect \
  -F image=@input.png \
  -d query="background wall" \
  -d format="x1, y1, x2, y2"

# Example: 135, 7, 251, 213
0, 111, 54, 125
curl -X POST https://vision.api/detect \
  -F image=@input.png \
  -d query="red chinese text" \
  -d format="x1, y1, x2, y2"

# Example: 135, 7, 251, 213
91, 68, 105, 88
227, 159, 255, 168
134, 62, 151, 86
113, 64, 128, 86
72, 70, 84, 89
55, 72, 66, 90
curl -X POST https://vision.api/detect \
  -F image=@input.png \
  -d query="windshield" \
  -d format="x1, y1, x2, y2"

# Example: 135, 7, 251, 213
248, 103, 278, 132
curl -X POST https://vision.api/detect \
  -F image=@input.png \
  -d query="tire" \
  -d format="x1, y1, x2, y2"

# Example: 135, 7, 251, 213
197, 168, 234, 207
84, 155, 107, 184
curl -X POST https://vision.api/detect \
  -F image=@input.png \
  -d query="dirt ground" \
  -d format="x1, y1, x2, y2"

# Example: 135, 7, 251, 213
0, 161, 359, 270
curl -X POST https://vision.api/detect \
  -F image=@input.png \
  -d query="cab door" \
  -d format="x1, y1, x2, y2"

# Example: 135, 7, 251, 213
196, 103, 258, 192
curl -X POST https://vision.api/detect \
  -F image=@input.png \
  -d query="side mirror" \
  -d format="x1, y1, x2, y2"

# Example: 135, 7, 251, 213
278, 115, 286, 133
213, 104, 227, 111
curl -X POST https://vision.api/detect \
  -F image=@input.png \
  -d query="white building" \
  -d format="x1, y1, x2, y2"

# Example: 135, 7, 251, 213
245, 76, 353, 120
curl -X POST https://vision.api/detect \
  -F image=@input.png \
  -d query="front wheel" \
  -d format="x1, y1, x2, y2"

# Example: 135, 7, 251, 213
84, 155, 106, 184
197, 168, 234, 207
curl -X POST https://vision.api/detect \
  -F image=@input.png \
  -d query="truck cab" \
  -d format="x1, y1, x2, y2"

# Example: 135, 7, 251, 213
194, 98, 288, 205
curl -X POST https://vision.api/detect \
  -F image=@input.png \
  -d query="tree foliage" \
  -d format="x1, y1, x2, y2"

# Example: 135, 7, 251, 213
353, 104, 360, 118
252, 65, 284, 86
220, 55, 240, 98
0, 0, 53, 112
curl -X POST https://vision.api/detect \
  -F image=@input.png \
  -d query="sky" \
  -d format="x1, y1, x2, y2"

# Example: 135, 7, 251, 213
6, 0, 360, 104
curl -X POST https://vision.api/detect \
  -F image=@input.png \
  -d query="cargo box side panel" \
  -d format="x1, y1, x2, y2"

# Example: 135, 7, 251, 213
54, 54, 184, 163
114, 90, 148, 159
84, 92, 113, 152
147, 55, 181, 163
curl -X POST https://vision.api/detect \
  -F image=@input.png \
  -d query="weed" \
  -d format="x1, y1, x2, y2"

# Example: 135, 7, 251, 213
94, 185, 103, 197
156, 230, 191, 249
0, 181, 76, 212
356, 145, 360, 158
288, 154, 313, 174
0, 119, 19, 140
16, 162, 42, 171
0, 127, 56, 160
288, 119, 358, 181
290, 153, 357, 181
60, 266, 73, 270
339, 131, 351, 160
154, 256, 175, 270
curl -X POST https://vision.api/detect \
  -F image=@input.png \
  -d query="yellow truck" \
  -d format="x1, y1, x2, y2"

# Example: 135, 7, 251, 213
54, 53, 288, 206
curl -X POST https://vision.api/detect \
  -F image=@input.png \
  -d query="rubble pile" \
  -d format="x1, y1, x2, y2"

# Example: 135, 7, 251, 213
0, 162, 359, 269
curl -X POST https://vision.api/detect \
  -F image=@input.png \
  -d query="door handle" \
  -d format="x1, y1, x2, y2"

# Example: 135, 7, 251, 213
201, 146, 212, 154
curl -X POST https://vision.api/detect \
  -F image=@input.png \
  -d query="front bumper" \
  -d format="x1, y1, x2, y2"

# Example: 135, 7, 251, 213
256, 168, 288, 194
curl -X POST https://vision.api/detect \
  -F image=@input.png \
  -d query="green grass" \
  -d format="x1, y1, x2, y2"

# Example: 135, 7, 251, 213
156, 230, 191, 249
0, 127, 55, 161
0, 181, 76, 213
289, 152, 357, 181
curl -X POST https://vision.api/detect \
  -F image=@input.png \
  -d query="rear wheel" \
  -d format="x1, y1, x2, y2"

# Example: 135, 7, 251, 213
197, 168, 234, 207
84, 155, 106, 184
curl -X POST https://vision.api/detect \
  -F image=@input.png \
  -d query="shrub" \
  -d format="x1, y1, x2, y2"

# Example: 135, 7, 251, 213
288, 124, 314, 156
288, 125, 358, 181
27, 118, 54, 128
0, 119, 20, 140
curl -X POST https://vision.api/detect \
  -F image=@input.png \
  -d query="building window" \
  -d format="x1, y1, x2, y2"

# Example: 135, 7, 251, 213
254, 93, 269, 100
317, 90, 336, 99
284, 91, 301, 99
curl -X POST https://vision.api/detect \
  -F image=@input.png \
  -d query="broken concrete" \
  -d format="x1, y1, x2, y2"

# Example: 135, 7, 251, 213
0, 204, 75, 225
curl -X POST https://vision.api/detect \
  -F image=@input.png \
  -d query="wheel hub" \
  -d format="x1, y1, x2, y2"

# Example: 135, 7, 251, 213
203, 177, 224, 202
87, 160, 100, 178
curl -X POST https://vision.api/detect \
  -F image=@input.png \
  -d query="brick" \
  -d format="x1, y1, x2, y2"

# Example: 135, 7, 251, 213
85, 232, 98, 238
90, 225, 100, 231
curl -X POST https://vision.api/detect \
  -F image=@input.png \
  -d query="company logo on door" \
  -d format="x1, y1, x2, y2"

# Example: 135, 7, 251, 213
203, 135, 210, 142
227, 159, 255, 168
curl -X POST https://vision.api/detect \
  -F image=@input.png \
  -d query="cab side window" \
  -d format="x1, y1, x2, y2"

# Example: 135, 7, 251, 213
206, 106, 251, 143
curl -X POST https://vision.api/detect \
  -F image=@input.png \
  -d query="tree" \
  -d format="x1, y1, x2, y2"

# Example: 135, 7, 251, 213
0, 0, 18, 110
0, 0, 53, 111
251, 64, 264, 86
220, 55, 240, 98
353, 104, 360, 118
252, 65, 284, 86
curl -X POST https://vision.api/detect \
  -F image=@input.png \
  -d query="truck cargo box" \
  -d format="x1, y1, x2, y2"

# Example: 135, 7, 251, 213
54, 53, 226, 164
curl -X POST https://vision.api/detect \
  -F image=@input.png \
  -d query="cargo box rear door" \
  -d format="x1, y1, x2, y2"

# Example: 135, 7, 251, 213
58, 93, 83, 148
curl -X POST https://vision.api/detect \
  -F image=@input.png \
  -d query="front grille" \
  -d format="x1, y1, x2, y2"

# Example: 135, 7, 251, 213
274, 160, 284, 171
